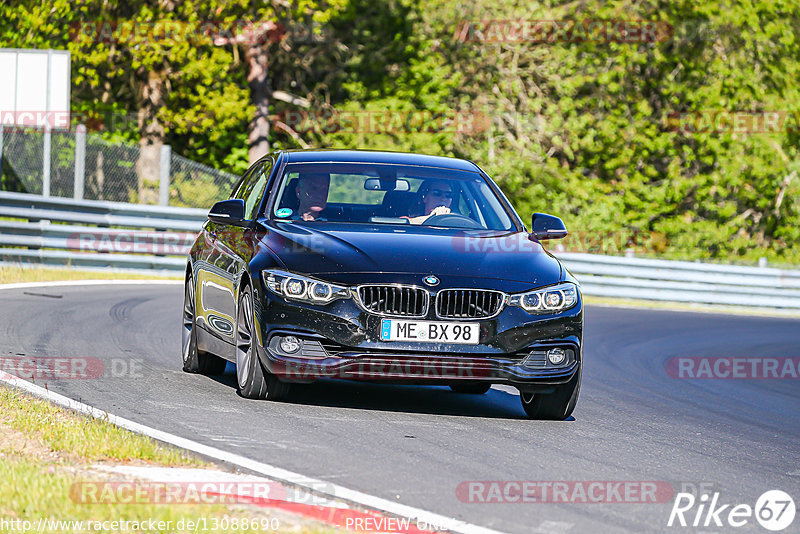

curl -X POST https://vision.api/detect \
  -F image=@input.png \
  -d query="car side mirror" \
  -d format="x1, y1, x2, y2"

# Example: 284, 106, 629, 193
531, 213, 567, 240
208, 199, 248, 226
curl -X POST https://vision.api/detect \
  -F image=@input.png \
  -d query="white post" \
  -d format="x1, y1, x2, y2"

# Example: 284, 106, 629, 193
74, 124, 86, 200
42, 126, 51, 196
159, 144, 171, 206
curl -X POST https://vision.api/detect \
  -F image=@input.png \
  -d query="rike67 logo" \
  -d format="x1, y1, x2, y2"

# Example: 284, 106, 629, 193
668, 490, 795, 531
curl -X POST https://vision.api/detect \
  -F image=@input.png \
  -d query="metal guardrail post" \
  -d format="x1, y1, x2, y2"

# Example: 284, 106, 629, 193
74, 125, 86, 200
159, 144, 171, 206
42, 127, 52, 196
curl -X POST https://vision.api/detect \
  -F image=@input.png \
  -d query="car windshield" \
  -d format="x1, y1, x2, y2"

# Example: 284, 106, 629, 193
269, 163, 515, 230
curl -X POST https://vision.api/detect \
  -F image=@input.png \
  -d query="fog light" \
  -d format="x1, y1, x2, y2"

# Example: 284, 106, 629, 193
280, 336, 301, 354
547, 348, 566, 365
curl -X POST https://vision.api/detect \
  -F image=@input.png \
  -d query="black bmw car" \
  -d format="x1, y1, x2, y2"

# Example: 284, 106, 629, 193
182, 149, 582, 419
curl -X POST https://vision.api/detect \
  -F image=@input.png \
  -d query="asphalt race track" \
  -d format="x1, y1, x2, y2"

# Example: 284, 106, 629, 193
1, 283, 799, 533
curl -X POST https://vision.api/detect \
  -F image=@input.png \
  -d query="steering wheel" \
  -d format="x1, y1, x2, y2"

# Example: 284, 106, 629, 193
422, 213, 484, 229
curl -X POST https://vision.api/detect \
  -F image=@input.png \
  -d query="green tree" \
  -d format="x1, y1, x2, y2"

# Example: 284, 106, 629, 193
212, 0, 348, 163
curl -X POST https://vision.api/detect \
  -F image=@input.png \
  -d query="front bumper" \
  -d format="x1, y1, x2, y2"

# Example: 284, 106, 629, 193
252, 280, 583, 391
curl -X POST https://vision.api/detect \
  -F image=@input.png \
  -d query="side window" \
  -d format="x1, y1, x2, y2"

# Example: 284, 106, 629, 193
232, 162, 261, 200
243, 159, 273, 219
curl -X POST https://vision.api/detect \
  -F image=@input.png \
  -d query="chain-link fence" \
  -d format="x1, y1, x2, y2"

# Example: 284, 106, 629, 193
1, 128, 45, 195
170, 153, 238, 208
0, 125, 239, 208
83, 134, 140, 203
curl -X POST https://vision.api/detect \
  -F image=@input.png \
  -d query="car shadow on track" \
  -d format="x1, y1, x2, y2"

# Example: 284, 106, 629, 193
287, 381, 530, 419
208, 365, 539, 419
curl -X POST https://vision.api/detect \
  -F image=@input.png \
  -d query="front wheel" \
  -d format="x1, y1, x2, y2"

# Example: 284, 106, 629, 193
235, 285, 290, 401
519, 369, 581, 420
182, 275, 227, 375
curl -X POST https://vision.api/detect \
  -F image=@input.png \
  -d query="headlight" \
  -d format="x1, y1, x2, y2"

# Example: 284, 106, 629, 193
264, 270, 350, 304
507, 282, 578, 314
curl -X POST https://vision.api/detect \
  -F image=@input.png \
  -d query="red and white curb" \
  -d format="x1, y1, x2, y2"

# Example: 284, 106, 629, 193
0, 279, 505, 534
88, 465, 441, 533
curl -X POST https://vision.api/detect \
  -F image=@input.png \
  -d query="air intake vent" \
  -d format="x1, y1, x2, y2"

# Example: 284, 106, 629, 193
522, 350, 548, 368
358, 285, 428, 317
436, 289, 504, 318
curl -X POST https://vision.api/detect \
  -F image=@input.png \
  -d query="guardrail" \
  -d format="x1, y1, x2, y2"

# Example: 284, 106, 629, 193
559, 253, 800, 309
0, 191, 205, 272
2, 191, 800, 308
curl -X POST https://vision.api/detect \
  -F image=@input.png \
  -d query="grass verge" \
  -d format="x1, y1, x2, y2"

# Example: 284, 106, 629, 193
0, 387, 200, 465
583, 295, 800, 318
0, 386, 341, 533
0, 264, 181, 284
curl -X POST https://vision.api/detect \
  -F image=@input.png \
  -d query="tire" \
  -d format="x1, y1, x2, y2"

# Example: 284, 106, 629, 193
519, 368, 581, 420
182, 275, 227, 375
235, 284, 290, 401
449, 382, 492, 394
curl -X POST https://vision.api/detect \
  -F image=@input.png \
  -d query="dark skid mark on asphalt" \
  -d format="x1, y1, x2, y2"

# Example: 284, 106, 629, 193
109, 297, 151, 323
22, 291, 63, 299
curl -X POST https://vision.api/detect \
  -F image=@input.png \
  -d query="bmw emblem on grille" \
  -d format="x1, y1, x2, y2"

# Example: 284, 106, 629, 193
423, 275, 439, 286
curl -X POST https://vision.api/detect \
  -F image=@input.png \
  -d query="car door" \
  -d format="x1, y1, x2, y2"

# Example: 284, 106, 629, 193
197, 158, 274, 346
195, 159, 267, 344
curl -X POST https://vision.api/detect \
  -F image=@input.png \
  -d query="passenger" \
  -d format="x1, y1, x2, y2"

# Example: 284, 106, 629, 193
294, 172, 330, 221
403, 180, 453, 225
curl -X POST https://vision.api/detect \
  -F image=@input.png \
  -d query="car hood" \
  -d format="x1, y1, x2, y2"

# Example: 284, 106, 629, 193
260, 221, 562, 287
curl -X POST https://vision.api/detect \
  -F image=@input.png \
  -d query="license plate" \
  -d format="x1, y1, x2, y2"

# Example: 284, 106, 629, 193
380, 319, 480, 344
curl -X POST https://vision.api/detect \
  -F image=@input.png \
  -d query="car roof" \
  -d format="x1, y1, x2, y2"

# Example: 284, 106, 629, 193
281, 149, 481, 172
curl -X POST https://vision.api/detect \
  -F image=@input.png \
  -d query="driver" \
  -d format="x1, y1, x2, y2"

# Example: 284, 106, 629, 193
293, 172, 330, 221
403, 180, 453, 225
